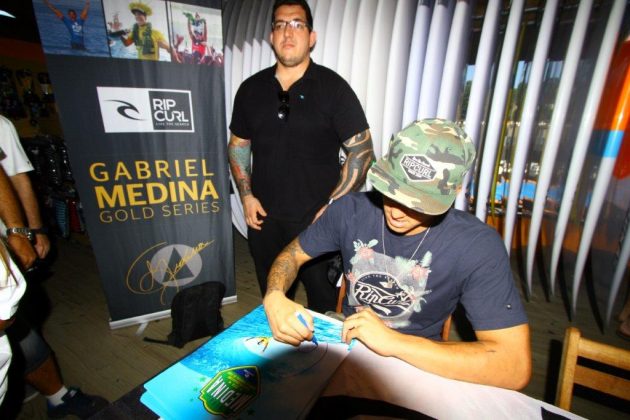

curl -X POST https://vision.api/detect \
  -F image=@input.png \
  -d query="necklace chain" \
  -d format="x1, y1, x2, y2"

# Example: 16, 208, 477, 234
381, 217, 430, 262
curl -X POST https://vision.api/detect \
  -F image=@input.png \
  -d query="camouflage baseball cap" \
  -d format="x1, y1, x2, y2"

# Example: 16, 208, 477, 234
367, 119, 476, 215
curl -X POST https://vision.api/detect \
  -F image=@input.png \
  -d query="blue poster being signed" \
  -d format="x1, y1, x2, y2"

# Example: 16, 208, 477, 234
141, 305, 348, 419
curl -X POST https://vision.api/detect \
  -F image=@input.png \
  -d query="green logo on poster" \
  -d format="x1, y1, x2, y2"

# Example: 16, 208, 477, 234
199, 366, 260, 417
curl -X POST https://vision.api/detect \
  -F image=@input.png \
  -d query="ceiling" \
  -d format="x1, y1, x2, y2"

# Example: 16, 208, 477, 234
0, 1, 41, 43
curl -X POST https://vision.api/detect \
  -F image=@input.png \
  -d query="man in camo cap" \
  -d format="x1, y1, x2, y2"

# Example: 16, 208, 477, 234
263, 119, 531, 390
368, 118, 476, 215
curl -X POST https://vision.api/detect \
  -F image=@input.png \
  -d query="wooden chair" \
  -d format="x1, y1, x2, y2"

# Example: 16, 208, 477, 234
555, 326, 630, 411
335, 276, 451, 341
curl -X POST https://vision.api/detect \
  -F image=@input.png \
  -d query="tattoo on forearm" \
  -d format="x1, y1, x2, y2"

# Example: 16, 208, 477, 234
228, 138, 253, 197
266, 240, 304, 294
330, 129, 375, 199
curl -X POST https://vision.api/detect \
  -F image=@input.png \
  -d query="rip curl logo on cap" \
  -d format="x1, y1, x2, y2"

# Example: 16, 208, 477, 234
400, 155, 436, 181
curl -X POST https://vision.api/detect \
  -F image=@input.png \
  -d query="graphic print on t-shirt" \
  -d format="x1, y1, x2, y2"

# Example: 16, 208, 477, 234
347, 239, 432, 328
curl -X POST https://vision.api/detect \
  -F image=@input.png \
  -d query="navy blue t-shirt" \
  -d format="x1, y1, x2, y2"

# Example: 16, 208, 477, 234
299, 192, 528, 340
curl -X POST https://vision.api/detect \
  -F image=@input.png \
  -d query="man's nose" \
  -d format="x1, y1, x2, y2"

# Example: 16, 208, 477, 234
390, 207, 406, 219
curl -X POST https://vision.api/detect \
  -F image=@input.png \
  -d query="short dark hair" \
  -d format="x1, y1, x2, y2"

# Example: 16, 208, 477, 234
271, 0, 313, 30
68, 9, 77, 15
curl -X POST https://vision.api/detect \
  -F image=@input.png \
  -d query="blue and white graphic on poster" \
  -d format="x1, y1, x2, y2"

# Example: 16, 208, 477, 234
141, 306, 348, 419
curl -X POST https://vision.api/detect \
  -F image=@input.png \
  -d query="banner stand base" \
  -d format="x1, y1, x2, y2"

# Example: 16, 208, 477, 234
135, 322, 149, 336
108, 295, 238, 330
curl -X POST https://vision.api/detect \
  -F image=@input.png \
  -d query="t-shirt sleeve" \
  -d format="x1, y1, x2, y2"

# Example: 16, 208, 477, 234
154, 29, 166, 44
331, 79, 369, 142
458, 230, 528, 331
299, 199, 344, 258
229, 83, 250, 140
0, 118, 33, 176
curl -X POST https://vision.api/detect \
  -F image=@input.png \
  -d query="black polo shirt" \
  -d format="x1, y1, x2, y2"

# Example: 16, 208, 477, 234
230, 61, 369, 222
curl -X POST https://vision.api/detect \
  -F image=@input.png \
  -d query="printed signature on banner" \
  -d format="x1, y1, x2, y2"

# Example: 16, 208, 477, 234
126, 240, 214, 304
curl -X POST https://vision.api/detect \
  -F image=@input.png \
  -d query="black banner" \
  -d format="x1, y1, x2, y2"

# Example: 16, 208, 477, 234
33, 0, 233, 326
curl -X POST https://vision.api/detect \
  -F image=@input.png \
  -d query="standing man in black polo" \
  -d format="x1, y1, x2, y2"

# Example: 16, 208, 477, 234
229, 0, 374, 313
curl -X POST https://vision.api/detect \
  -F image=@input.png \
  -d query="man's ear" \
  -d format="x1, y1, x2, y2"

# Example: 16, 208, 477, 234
309, 30, 317, 51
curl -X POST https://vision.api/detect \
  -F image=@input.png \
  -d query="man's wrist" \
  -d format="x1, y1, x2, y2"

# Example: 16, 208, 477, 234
264, 288, 286, 302
30, 227, 48, 235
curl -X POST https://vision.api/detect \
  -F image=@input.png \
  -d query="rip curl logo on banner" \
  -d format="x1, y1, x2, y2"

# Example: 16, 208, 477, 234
97, 87, 194, 133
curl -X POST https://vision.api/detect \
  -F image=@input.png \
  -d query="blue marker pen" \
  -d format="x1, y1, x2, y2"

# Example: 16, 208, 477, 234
347, 338, 357, 351
296, 312, 319, 345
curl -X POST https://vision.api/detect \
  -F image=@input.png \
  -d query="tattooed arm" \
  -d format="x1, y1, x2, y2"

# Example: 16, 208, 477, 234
312, 129, 375, 222
263, 238, 316, 346
228, 134, 267, 230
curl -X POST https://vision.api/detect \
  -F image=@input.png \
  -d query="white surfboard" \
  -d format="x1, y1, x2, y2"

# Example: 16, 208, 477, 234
456, 0, 501, 211
227, 0, 245, 107
554, 0, 627, 313
349, 0, 379, 111
241, 0, 262, 80
525, 0, 593, 294
223, 0, 249, 238
309, 0, 318, 17
223, 0, 238, 116
321, 0, 345, 71
436, 0, 473, 120
310, 0, 330, 64
251, 0, 272, 75
336, 0, 361, 83
381, 0, 417, 150
474, 0, 525, 222
607, 215, 630, 325
416, 1, 454, 120
401, 1, 432, 127
364, 0, 397, 159
231, 0, 252, 105
262, 0, 275, 69
502, 0, 559, 254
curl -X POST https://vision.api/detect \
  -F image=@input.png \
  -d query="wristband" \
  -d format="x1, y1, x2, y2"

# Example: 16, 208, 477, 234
6, 227, 34, 242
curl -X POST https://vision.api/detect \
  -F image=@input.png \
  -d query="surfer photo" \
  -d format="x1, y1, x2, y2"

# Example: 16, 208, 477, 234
168, 3, 224, 66
103, 0, 175, 61
33, 0, 109, 57
187, 12, 207, 64
120, 2, 174, 61
43, 0, 90, 50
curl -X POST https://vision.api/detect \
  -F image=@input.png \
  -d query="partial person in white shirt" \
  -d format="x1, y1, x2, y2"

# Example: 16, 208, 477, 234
0, 121, 108, 418
0, 243, 26, 405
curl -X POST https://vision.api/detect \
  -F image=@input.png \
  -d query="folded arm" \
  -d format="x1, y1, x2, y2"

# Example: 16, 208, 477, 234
342, 308, 531, 390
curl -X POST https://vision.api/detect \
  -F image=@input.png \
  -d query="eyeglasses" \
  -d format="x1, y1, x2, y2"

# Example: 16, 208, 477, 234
272, 19, 310, 32
278, 91, 290, 122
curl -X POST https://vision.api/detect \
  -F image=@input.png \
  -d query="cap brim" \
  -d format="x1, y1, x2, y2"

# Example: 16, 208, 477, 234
367, 161, 455, 216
